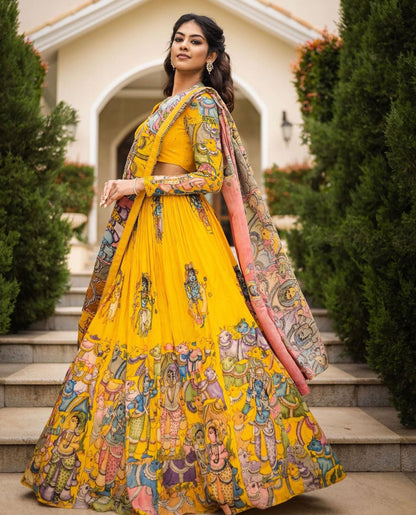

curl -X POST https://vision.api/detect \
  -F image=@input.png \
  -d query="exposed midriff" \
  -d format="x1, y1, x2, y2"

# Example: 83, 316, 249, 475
154, 110, 195, 174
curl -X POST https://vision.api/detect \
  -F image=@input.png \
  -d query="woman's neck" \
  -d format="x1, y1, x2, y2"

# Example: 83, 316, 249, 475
171, 72, 203, 97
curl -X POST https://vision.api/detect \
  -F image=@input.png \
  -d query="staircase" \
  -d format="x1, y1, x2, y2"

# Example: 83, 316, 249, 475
0, 273, 415, 478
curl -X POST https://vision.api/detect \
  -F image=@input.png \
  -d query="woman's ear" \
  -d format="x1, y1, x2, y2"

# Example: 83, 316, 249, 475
207, 51, 218, 64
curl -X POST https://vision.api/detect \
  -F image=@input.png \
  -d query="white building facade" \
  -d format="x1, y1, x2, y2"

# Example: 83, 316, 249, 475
18, 0, 340, 242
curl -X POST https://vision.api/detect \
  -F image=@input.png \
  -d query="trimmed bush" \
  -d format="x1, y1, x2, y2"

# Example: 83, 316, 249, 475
264, 163, 315, 216
55, 162, 95, 215
293, 30, 342, 124
290, 0, 416, 426
0, 0, 78, 333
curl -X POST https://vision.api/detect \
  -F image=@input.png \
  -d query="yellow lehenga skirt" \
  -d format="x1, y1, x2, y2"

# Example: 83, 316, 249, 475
22, 193, 345, 514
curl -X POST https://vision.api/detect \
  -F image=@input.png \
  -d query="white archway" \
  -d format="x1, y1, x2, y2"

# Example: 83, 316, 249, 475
109, 111, 152, 184
88, 60, 268, 243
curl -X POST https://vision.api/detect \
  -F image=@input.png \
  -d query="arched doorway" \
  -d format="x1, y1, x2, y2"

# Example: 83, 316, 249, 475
116, 127, 234, 244
96, 66, 262, 242
117, 127, 135, 179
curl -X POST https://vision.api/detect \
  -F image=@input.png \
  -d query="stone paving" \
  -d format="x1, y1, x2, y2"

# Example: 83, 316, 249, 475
1, 274, 416, 513
1, 472, 416, 515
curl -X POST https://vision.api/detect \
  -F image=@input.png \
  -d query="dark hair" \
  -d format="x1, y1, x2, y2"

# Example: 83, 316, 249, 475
163, 14, 234, 112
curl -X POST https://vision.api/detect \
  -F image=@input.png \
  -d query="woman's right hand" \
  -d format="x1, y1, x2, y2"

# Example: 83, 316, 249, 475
100, 178, 144, 207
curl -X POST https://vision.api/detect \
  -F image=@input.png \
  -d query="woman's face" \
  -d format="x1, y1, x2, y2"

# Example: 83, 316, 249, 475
171, 20, 215, 77
208, 426, 217, 443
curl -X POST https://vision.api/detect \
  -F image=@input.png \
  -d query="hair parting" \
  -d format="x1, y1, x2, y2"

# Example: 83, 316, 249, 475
163, 13, 234, 112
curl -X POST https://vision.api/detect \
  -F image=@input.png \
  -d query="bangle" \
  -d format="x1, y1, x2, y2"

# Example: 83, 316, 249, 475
133, 178, 138, 195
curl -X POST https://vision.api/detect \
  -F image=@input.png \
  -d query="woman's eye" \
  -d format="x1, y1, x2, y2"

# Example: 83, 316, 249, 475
174, 37, 183, 43
191, 40, 202, 45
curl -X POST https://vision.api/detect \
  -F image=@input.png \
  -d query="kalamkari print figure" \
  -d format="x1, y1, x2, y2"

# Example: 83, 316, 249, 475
22, 60, 345, 512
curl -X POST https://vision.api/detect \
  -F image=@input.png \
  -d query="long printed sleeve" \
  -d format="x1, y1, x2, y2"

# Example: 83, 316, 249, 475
143, 93, 223, 196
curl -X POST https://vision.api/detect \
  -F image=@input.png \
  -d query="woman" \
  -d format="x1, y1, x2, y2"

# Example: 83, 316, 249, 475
22, 13, 345, 514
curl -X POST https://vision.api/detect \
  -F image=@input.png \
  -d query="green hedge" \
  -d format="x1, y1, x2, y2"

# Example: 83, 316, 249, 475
289, 0, 416, 426
0, 0, 77, 333
264, 163, 314, 216
55, 162, 95, 216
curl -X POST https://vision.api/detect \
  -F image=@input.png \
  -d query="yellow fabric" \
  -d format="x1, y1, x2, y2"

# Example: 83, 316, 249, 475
143, 92, 223, 196
22, 88, 345, 514
157, 110, 194, 172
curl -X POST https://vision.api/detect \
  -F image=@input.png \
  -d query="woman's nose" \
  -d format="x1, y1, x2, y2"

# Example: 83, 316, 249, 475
179, 39, 189, 50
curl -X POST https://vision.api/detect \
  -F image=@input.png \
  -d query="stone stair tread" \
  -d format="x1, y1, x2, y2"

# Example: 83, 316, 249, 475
0, 362, 379, 387
320, 331, 340, 343
311, 307, 329, 315
1, 406, 415, 445
309, 363, 380, 385
0, 363, 69, 385
0, 331, 77, 345
312, 407, 416, 444
66, 286, 87, 293
54, 306, 81, 315
0, 407, 51, 443
363, 407, 416, 443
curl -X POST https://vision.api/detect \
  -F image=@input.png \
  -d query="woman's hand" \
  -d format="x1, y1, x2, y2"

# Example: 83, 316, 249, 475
100, 178, 144, 207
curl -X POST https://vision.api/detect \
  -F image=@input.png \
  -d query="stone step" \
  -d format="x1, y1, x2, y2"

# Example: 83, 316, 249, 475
0, 331, 77, 363
0, 363, 68, 407
0, 406, 414, 473
321, 332, 353, 364
58, 287, 87, 307
0, 330, 350, 364
30, 306, 81, 331
307, 363, 391, 407
2, 471, 416, 515
70, 272, 91, 289
30, 300, 334, 333
0, 362, 390, 408
312, 308, 334, 332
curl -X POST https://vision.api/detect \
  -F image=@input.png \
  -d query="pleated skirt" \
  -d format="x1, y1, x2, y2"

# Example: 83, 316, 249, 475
22, 193, 345, 514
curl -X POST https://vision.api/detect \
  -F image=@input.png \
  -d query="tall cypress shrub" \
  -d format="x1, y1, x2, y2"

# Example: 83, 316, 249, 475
0, 0, 77, 332
288, 32, 342, 304
359, 50, 416, 427
291, 0, 416, 425
319, 0, 385, 361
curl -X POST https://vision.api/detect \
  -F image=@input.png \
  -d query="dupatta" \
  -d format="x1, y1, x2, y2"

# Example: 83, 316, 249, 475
78, 86, 328, 395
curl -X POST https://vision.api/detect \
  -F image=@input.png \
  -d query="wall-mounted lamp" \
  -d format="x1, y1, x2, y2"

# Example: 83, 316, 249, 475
65, 122, 77, 139
281, 111, 293, 143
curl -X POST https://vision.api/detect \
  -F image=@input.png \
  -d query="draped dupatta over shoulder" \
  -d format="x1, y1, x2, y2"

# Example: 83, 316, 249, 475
78, 86, 328, 395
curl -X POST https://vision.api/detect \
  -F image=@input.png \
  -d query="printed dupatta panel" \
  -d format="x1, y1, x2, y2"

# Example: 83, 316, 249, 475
79, 86, 328, 386
78, 86, 205, 345
214, 94, 328, 383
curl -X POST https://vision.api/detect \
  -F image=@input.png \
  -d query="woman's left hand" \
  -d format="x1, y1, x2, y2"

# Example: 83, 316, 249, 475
100, 178, 144, 207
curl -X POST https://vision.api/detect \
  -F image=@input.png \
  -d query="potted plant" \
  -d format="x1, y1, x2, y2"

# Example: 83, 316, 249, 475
56, 161, 95, 238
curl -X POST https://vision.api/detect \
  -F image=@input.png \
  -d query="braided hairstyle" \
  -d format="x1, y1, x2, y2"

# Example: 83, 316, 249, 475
163, 13, 234, 112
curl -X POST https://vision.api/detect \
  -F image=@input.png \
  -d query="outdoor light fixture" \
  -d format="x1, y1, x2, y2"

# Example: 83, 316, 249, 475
281, 111, 293, 143
65, 122, 77, 139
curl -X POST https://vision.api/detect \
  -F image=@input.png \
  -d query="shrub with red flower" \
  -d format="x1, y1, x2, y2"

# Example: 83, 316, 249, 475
264, 162, 317, 216
293, 31, 342, 122
55, 162, 95, 215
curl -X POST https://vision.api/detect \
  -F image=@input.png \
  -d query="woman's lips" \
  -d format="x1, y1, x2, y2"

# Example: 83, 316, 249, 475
177, 54, 190, 59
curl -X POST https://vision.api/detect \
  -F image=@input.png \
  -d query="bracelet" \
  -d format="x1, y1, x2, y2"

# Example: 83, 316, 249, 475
133, 178, 138, 195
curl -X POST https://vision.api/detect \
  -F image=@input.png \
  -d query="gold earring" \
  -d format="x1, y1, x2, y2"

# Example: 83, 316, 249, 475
206, 61, 214, 74
171, 59, 175, 70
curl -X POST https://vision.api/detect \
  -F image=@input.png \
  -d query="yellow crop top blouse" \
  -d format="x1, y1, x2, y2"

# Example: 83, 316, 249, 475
157, 110, 195, 173
143, 92, 224, 196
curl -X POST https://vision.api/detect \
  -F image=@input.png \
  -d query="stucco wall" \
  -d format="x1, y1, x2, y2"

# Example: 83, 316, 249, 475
53, 0, 310, 241
58, 0, 306, 161
275, 0, 340, 33
18, 0, 83, 33
18, 0, 341, 34
17, 0, 339, 242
